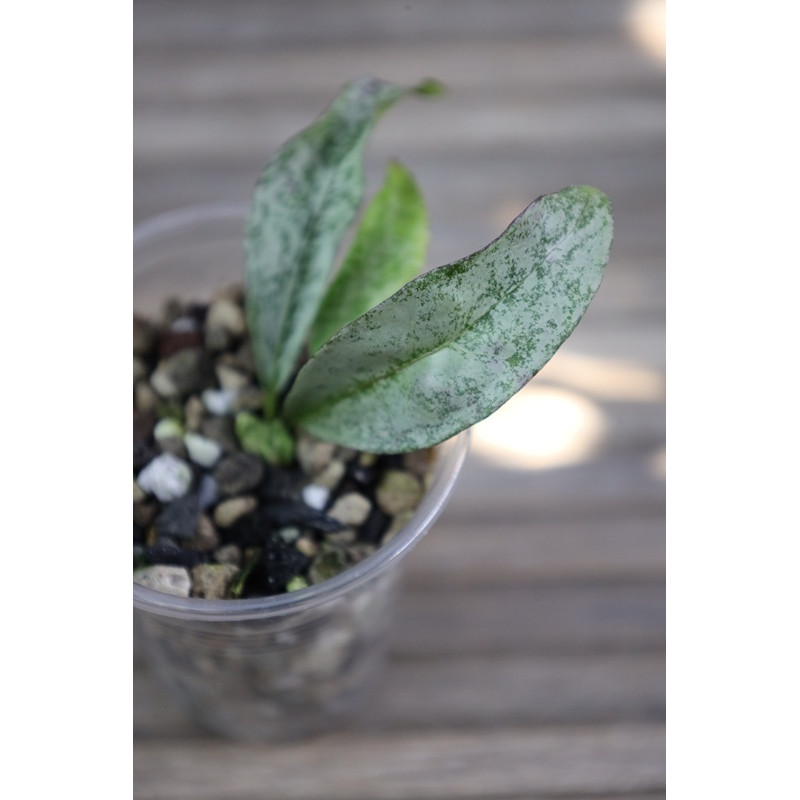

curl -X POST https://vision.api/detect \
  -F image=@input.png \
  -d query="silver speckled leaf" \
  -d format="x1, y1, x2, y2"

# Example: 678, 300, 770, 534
284, 185, 613, 452
308, 160, 429, 354
245, 77, 431, 414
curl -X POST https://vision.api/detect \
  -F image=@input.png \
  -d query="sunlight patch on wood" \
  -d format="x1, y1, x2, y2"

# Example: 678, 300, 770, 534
538, 352, 664, 402
472, 386, 606, 470
626, 0, 666, 62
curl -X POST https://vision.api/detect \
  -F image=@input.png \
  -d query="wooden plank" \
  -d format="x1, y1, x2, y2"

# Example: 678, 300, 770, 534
135, 650, 663, 738
135, 93, 663, 165
133, 36, 662, 102
134, 0, 634, 48
404, 514, 665, 585
133, 722, 665, 799
391, 579, 664, 657
446, 451, 665, 524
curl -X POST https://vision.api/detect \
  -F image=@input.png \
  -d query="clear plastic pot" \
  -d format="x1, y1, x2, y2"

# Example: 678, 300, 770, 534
133, 204, 469, 740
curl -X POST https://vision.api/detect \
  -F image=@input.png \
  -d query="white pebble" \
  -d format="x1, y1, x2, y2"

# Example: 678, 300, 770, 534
134, 565, 191, 597
184, 432, 223, 468
201, 387, 238, 416
302, 484, 330, 510
137, 453, 193, 502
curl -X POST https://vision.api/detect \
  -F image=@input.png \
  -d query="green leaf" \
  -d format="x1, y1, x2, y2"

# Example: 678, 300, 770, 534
245, 77, 437, 415
308, 160, 429, 354
235, 412, 295, 466
284, 185, 613, 453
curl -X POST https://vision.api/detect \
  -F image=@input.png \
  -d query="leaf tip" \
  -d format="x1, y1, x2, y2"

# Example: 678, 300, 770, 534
414, 78, 446, 97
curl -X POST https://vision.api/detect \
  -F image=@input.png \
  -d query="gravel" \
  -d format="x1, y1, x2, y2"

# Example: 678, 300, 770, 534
133, 291, 435, 600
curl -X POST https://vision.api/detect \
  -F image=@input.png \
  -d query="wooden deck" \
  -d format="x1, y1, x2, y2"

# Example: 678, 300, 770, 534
133, 1, 665, 797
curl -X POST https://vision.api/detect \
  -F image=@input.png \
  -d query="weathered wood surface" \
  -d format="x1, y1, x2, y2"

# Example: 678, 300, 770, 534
134, 1, 665, 797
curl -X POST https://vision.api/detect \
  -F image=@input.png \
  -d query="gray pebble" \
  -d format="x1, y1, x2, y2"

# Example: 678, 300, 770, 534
150, 348, 215, 398
200, 416, 239, 453
154, 493, 200, 540
137, 453, 193, 502
134, 565, 191, 597
196, 474, 218, 510
213, 453, 264, 496
279, 526, 301, 542
157, 436, 188, 461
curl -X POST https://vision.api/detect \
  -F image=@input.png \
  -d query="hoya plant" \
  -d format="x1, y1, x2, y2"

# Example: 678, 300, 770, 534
234, 76, 613, 465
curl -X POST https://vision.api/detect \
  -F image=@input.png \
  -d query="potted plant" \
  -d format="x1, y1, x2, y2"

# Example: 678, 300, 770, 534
133, 76, 613, 740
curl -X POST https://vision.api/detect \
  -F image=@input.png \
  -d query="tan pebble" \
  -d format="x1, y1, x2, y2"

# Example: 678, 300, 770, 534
213, 495, 257, 527
183, 396, 205, 431
133, 356, 147, 384
325, 528, 357, 546
214, 543, 243, 567
381, 510, 414, 546
296, 433, 336, 476
233, 385, 265, 412
346, 543, 376, 564
211, 283, 243, 304
358, 452, 378, 467
404, 447, 436, 478
313, 459, 346, 489
134, 381, 160, 412
205, 297, 246, 350
193, 513, 220, 551
375, 470, 423, 515
191, 563, 240, 599
133, 502, 158, 528
295, 536, 319, 558
327, 492, 371, 526
215, 363, 250, 391
133, 479, 146, 503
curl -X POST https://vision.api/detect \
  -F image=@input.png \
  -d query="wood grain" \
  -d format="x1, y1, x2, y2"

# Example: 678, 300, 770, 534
134, 724, 665, 800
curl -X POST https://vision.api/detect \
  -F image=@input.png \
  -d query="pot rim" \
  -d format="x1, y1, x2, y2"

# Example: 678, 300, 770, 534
133, 202, 470, 622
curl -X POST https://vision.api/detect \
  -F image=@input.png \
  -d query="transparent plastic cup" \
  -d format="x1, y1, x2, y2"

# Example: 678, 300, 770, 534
133, 204, 469, 740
